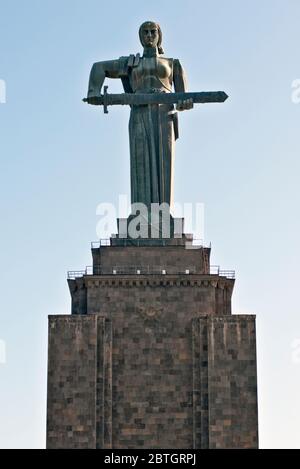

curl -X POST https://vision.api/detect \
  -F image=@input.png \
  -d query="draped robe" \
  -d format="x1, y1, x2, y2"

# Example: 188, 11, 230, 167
87, 54, 188, 208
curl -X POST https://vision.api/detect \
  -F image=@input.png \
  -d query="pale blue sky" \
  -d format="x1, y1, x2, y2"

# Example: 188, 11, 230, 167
0, 0, 300, 448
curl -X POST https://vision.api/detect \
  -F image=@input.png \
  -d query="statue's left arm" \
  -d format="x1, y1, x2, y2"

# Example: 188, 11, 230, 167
173, 59, 188, 93
173, 59, 193, 111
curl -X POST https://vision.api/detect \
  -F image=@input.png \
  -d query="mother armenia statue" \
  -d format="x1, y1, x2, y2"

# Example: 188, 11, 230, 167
85, 21, 227, 210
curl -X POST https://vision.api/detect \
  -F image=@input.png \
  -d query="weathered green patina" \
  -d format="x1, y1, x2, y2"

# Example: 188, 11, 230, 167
85, 21, 227, 208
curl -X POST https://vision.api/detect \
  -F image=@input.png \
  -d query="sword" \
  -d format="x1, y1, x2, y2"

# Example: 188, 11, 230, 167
83, 85, 228, 114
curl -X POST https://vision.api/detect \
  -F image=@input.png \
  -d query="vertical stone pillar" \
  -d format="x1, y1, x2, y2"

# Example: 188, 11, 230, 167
47, 315, 112, 449
192, 315, 258, 449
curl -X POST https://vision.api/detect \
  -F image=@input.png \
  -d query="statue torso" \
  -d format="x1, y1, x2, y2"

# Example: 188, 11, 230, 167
130, 57, 173, 93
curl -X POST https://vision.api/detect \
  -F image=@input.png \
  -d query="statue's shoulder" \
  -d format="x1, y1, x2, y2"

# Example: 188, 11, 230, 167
119, 54, 141, 72
172, 58, 183, 66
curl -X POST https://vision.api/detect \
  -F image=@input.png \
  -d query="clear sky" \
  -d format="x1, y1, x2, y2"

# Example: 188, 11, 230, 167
0, 0, 299, 449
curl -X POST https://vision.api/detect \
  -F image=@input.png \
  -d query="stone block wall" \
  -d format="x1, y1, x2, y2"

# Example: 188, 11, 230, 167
47, 315, 112, 449
92, 245, 211, 275
192, 315, 258, 449
47, 312, 258, 448
47, 242, 258, 449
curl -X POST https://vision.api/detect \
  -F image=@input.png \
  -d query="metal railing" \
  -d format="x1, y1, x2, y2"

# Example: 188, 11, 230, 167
91, 239, 111, 248
68, 270, 87, 280
97, 265, 198, 275
68, 264, 235, 279
210, 265, 235, 279
91, 238, 211, 249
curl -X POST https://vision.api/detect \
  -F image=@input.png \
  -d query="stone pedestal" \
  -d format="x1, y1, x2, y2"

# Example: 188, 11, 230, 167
46, 230, 258, 449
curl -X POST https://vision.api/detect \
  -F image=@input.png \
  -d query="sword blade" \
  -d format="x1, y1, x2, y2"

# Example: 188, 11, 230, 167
83, 91, 228, 107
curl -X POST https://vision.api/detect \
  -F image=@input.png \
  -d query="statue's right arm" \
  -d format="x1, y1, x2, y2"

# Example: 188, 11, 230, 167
87, 59, 124, 103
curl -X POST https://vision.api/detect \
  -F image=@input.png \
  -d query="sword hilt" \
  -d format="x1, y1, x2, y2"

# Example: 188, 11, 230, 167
103, 85, 108, 114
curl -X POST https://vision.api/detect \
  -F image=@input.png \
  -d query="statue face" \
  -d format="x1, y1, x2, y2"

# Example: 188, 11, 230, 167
141, 23, 159, 48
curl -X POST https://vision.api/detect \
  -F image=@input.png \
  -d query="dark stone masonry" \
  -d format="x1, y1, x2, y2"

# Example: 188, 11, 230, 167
46, 235, 258, 449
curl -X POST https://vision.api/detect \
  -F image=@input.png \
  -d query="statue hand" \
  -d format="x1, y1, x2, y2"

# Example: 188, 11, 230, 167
176, 98, 194, 111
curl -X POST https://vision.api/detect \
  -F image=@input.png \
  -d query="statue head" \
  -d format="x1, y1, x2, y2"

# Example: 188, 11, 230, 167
139, 21, 164, 54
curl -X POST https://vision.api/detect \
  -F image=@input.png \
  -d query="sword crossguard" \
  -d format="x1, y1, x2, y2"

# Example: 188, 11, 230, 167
103, 85, 109, 114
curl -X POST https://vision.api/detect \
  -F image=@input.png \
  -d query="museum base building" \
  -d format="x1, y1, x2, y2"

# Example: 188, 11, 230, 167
46, 225, 258, 449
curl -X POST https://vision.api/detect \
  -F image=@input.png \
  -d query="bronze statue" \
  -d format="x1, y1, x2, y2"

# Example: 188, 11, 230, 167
85, 21, 227, 208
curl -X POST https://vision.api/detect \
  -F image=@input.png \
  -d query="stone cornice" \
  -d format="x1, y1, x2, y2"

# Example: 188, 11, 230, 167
193, 315, 256, 323
73, 274, 234, 290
